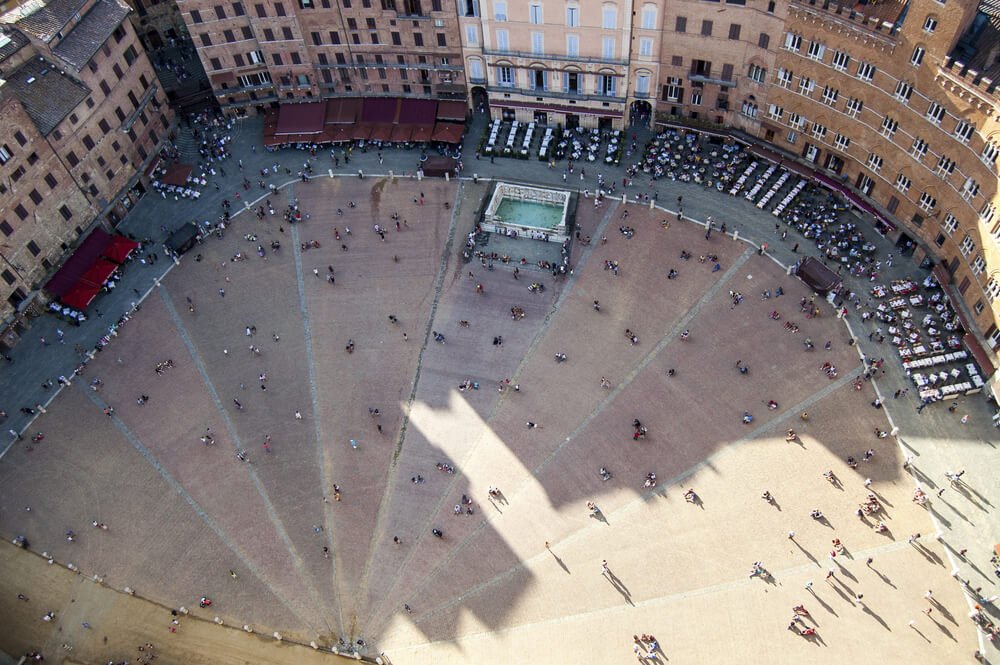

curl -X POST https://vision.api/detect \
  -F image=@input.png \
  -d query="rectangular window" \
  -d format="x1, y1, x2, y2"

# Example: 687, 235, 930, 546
494, 0, 506, 21
894, 80, 913, 103
83, 135, 95, 150
962, 177, 980, 201
954, 121, 974, 143
263, 28, 275, 41
972, 257, 987, 276
758, 33, 769, 49
465, 25, 477, 45
224, 29, 236, 42
926, 102, 945, 125
531, 32, 543, 55
638, 37, 653, 57
26, 240, 40, 256
834, 134, 850, 151
663, 77, 683, 102
845, 97, 863, 118
924, 16, 938, 33
767, 104, 784, 120
275, 2, 285, 15
701, 20, 713, 36
566, 6, 579, 27
28, 189, 42, 205
272, 53, 283, 65
741, 101, 758, 118
200, 33, 212, 47
210, 57, 222, 70
675, 16, 686, 33
290, 52, 301, 64
14, 204, 28, 220
982, 142, 999, 169
1, 270, 14, 285
881, 116, 898, 138
566, 34, 579, 57
785, 33, 801, 52
437, 33, 447, 46
942, 213, 958, 235
233, 2, 245, 15
911, 137, 928, 159
811, 123, 827, 140
598, 74, 616, 96
821, 86, 839, 106
44, 173, 58, 189
776, 68, 793, 88
798, 76, 814, 95
987, 280, 1000, 304
728, 23, 741, 40
831, 50, 849, 71
910, 46, 925, 67
641, 6, 656, 29
960, 235, 975, 256
602, 6, 616, 29
496, 29, 508, 51
215, 4, 226, 18
529, 3, 542, 24
918, 192, 937, 212
936, 155, 956, 177
413, 33, 423, 46
807, 41, 825, 61
254, 3, 265, 16
602, 37, 614, 59
497, 65, 514, 87
857, 61, 876, 82
895, 173, 912, 192
191, 9, 203, 22
981, 202, 996, 224
282, 27, 293, 40
867, 153, 883, 172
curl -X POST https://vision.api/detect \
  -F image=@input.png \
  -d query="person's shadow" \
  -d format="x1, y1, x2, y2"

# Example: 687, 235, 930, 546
605, 569, 634, 606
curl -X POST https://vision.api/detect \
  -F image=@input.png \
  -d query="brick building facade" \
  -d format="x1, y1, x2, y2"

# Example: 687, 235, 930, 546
177, 0, 466, 113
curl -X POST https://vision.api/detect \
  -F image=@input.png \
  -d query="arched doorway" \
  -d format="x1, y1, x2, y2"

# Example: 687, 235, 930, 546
630, 100, 652, 128
471, 86, 489, 116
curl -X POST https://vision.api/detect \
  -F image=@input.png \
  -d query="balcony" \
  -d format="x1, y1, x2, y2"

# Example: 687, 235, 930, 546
485, 85, 624, 105
633, 91, 650, 99
482, 49, 628, 67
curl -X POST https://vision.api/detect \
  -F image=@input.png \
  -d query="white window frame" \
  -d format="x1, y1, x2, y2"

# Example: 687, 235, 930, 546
881, 116, 898, 138
918, 191, 937, 212
776, 68, 793, 88
636, 74, 650, 95
962, 177, 980, 201
831, 50, 850, 71
664, 77, 682, 101
497, 65, 514, 87
602, 5, 617, 29
979, 202, 995, 224
910, 46, 925, 67
741, 100, 758, 118
528, 3, 542, 24
468, 58, 484, 80
822, 86, 839, 106
834, 133, 850, 151
986, 278, 1000, 303
811, 123, 827, 140
894, 80, 913, 103
465, 24, 478, 46
926, 101, 945, 125
896, 173, 912, 192
638, 37, 653, 58
496, 29, 509, 51
923, 16, 937, 33
942, 213, 959, 235
767, 104, 784, 120
954, 120, 974, 144
784, 32, 802, 52
935, 155, 955, 177
960, 235, 975, 257
566, 34, 580, 57
494, 0, 507, 21
867, 153, 883, 172
911, 137, 928, 159
531, 32, 543, 55
972, 256, 986, 275
857, 61, 876, 82
807, 41, 826, 61
845, 97, 863, 118
601, 37, 615, 60
641, 5, 656, 29
565, 5, 579, 27
982, 141, 999, 169
691, 90, 702, 106
748, 63, 766, 83
798, 76, 815, 96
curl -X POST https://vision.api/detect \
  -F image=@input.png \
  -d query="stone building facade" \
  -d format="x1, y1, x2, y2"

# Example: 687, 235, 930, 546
176, 0, 466, 113
0, 0, 174, 338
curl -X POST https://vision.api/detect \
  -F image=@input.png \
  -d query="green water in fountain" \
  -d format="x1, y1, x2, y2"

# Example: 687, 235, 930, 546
494, 198, 563, 231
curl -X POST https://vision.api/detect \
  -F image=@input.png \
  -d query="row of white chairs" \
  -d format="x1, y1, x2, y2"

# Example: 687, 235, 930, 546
744, 165, 777, 202
772, 179, 808, 217
756, 170, 790, 209
728, 161, 760, 196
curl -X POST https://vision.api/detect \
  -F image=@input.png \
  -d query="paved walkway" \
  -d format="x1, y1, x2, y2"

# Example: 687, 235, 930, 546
0, 110, 995, 662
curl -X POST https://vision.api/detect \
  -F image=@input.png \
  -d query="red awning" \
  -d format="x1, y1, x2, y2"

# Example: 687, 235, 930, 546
44, 228, 113, 298
79, 258, 119, 288
389, 124, 412, 142
370, 124, 394, 141
399, 98, 437, 125
275, 102, 326, 135
321, 125, 354, 143
60, 282, 101, 310
160, 163, 194, 187
436, 100, 467, 122
102, 235, 139, 264
432, 122, 465, 144
352, 123, 373, 140
362, 97, 400, 124
410, 124, 433, 143
325, 97, 360, 124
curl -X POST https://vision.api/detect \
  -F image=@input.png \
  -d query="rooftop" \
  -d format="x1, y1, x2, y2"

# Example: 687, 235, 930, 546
0, 26, 28, 66
1, 55, 88, 134
51, 0, 128, 69
5, 0, 88, 43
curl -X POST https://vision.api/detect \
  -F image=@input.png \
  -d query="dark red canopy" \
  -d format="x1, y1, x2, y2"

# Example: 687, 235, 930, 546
432, 122, 465, 144
44, 228, 112, 298
101, 235, 139, 264
60, 282, 101, 310
160, 163, 193, 187
79, 258, 119, 287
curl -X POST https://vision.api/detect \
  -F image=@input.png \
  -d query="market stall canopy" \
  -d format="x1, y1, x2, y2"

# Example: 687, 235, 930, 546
422, 155, 457, 177
79, 258, 118, 288
275, 101, 325, 135
101, 235, 139, 264
436, 100, 467, 122
432, 122, 465, 144
793, 257, 842, 294
166, 222, 201, 255
44, 228, 112, 298
324, 97, 360, 124
370, 124, 394, 142
389, 124, 412, 142
160, 163, 194, 187
60, 282, 101, 311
